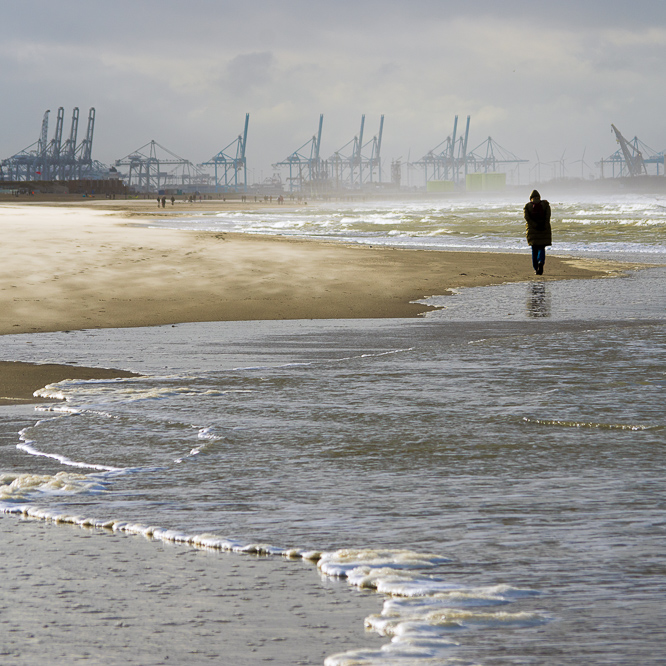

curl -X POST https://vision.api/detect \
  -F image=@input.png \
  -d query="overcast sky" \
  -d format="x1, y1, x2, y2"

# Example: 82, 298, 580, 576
2, 0, 665, 182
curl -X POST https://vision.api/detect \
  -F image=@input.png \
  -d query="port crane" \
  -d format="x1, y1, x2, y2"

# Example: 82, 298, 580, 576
610, 124, 647, 177
201, 114, 249, 193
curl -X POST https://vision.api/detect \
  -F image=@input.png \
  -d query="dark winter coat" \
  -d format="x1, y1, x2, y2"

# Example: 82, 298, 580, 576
524, 200, 552, 246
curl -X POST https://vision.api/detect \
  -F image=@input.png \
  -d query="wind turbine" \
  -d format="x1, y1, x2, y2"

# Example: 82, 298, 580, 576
559, 149, 567, 179
533, 150, 545, 183
572, 148, 592, 179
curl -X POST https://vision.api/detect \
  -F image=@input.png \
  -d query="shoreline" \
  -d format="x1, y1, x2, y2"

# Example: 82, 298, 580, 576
0, 361, 138, 406
0, 198, 658, 666
0, 200, 645, 405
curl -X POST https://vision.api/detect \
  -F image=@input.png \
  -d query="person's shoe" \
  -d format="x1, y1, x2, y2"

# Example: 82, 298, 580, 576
536, 263, 544, 275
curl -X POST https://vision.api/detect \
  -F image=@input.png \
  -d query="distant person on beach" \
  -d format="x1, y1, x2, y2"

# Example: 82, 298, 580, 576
524, 189, 552, 275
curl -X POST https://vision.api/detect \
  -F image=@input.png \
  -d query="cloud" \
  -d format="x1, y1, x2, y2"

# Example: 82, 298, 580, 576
225, 52, 275, 94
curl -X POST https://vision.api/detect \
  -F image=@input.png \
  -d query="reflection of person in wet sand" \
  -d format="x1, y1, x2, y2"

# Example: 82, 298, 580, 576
526, 281, 550, 318
524, 189, 552, 275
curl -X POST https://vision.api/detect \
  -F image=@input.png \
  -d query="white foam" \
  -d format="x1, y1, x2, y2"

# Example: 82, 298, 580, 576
34, 376, 234, 406
0, 471, 108, 500
174, 426, 226, 462
324, 643, 465, 666
148, 197, 666, 257
317, 548, 450, 578
523, 417, 657, 431
17, 436, 123, 473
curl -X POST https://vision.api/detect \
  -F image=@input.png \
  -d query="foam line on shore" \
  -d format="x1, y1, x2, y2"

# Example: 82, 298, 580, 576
0, 499, 547, 665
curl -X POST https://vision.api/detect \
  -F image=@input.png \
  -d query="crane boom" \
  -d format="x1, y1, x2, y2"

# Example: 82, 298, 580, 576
611, 124, 646, 176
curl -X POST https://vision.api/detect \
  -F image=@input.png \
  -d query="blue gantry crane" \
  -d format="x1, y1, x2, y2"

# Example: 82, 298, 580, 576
115, 140, 208, 193
416, 115, 470, 184
363, 114, 384, 184
273, 115, 325, 193
326, 115, 384, 189
416, 116, 528, 187
598, 125, 657, 177
200, 114, 249, 193
466, 135, 528, 174
597, 125, 666, 177
0, 107, 102, 181
328, 115, 364, 189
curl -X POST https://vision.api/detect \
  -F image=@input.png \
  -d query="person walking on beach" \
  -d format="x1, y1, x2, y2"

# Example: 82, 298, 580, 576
524, 189, 552, 275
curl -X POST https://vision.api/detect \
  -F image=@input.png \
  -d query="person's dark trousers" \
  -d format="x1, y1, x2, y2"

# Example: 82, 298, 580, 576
531, 245, 546, 274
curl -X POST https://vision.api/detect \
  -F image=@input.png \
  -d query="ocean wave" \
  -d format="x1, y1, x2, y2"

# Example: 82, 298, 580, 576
17, 431, 124, 472
522, 417, 659, 431
146, 198, 666, 255
0, 472, 109, 500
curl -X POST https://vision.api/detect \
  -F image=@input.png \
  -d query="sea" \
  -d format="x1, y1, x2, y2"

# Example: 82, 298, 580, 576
1, 194, 665, 665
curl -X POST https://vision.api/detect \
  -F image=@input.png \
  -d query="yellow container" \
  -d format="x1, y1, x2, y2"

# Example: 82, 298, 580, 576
465, 173, 484, 191
482, 172, 506, 191
465, 172, 506, 191
426, 180, 455, 192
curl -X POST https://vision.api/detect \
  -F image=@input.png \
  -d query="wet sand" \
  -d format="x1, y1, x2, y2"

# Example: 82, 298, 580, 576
0, 361, 138, 406
0, 514, 383, 665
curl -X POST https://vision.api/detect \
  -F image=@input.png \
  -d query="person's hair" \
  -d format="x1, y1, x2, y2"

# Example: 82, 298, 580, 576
530, 190, 541, 201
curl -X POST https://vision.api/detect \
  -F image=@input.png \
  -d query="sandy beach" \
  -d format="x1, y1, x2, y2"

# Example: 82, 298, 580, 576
1, 199, 622, 336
